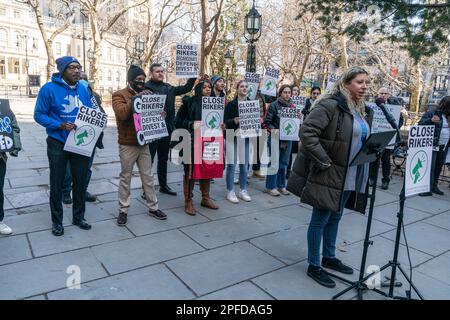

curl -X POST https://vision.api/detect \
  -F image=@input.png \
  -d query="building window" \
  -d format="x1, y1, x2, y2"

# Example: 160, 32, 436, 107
108, 47, 112, 61
8, 58, 20, 74
99, 70, 103, 81
116, 48, 121, 63
14, 31, 21, 48
107, 70, 112, 81
66, 44, 71, 56
0, 57, 6, 78
0, 7, 6, 16
55, 42, 61, 55
32, 37, 38, 50
14, 10, 21, 20
0, 29, 7, 48
434, 75, 448, 91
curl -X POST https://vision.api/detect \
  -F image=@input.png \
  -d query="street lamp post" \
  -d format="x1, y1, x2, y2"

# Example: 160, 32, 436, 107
244, 0, 262, 73
224, 50, 232, 91
134, 37, 145, 66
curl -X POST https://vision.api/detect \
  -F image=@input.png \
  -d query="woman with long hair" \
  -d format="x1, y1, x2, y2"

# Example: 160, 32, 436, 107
264, 84, 295, 196
175, 76, 221, 215
287, 67, 373, 288
224, 80, 252, 203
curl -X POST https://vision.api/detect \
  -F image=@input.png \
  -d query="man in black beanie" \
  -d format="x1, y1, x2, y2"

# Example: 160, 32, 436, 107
144, 63, 197, 196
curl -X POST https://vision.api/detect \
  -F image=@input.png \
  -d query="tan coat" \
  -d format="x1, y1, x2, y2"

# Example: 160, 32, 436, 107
112, 87, 138, 146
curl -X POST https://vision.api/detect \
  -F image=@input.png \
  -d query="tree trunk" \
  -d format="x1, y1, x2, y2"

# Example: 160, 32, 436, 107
200, 0, 208, 75
409, 64, 424, 113
89, 14, 102, 90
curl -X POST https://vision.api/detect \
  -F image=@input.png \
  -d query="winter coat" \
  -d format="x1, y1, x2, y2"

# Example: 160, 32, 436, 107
34, 73, 92, 143
145, 78, 196, 134
112, 87, 139, 145
418, 110, 449, 147
287, 92, 374, 214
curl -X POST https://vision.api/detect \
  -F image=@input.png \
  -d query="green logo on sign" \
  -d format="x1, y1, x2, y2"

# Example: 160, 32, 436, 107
206, 111, 220, 129
264, 79, 275, 92
74, 125, 95, 146
409, 150, 428, 184
282, 120, 297, 136
247, 85, 255, 99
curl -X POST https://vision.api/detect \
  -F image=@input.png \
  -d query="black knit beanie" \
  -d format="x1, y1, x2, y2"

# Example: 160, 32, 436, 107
127, 65, 146, 82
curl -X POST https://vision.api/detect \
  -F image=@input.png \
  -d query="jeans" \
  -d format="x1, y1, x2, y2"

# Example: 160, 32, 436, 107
307, 191, 351, 267
63, 149, 95, 196
149, 136, 170, 187
369, 148, 391, 184
226, 138, 249, 191
47, 137, 90, 226
265, 138, 292, 190
0, 158, 6, 222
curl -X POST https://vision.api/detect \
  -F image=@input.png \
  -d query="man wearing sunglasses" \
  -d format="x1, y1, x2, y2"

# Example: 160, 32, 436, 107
34, 56, 93, 236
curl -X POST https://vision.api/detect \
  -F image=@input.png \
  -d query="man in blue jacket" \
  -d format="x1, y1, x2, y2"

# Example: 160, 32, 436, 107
34, 56, 92, 236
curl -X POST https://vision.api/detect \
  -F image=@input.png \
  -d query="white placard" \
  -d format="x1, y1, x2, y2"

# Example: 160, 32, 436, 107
64, 106, 107, 157
326, 73, 340, 90
175, 43, 199, 78
368, 103, 402, 149
280, 107, 301, 141
405, 125, 435, 197
245, 72, 260, 100
261, 67, 279, 97
201, 96, 225, 137
132, 94, 168, 146
203, 141, 220, 161
238, 100, 262, 138
291, 96, 307, 125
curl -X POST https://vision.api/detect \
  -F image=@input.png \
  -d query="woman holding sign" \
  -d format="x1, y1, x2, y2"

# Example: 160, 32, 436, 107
287, 67, 374, 288
264, 85, 295, 196
224, 80, 252, 203
175, 76, 222, 215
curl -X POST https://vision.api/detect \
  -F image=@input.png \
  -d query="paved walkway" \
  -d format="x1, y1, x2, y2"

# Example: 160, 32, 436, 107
1, 98, 449, 300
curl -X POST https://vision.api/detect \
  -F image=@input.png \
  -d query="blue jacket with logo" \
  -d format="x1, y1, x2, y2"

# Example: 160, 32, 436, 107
34, 73, 92, 143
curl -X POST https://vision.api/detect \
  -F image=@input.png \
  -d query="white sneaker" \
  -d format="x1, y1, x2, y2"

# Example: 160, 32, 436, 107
227, 190, 239, 203
239, 189, 252, 202
279, 188, 291, 195
233, 177, 239, 184
267, 188, 280, 196
0, 222, 13, 235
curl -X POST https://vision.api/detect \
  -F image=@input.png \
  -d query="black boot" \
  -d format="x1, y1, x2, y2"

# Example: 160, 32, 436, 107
307, 265, 336, 288
432, 186, 444, 195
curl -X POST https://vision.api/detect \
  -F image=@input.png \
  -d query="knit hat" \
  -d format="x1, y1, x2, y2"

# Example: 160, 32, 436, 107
56, 56, 80, 73
211, 75, 223, 87
127, 64, 146, 82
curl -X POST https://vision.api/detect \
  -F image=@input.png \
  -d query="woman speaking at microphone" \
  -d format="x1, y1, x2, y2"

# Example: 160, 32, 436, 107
287, 67, 374, 288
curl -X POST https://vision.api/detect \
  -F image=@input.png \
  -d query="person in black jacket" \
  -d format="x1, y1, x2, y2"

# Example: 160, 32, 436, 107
302, 86, 321, 119
175, 76, 220, 215
144, 63, 196, 196
368, 87, 403, 190
211, 75, 226, 98
224, 80, 252, 203
265, 84, 294, 196
419, 96, 450, 196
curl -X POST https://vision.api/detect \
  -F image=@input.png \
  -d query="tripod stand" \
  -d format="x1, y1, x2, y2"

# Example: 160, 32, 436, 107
331, 145, 424, 300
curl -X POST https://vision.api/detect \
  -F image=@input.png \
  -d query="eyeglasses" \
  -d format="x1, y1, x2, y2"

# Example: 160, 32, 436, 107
67, 65, 82, 71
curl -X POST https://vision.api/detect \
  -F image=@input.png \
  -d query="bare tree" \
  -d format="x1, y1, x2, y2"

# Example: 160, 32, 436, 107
19, 0, 76, 81
78, 0, 147, 87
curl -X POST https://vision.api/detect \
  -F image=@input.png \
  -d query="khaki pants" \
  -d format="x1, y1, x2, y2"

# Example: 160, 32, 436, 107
118, 144, 158, 213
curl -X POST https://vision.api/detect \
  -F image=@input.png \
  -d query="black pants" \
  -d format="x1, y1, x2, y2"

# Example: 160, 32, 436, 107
0, 158, 6, 222
431, 145, 447, 187
47, 137, 90, 226
369, 149, 392, 183
149, 136, 170, 187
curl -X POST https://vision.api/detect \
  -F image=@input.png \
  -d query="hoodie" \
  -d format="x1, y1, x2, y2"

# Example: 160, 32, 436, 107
34, 73, 92, 143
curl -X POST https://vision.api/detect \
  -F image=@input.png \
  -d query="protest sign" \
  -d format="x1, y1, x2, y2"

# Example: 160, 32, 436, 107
238, 100, 261, 138
64, 106, 107, 157
132, 94, 168, 146
0, 99, 15, 152
203, 141, 221, 161
280, 107, 301, 141
245, 72, 260, 100
201, 96, 225, 137
405, 125, 435, 197
261, 67, 279, 97
326, 73, 340, 90
175, 43, 199, 78
291, 96, 307, 124
368, 103, 402, 149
